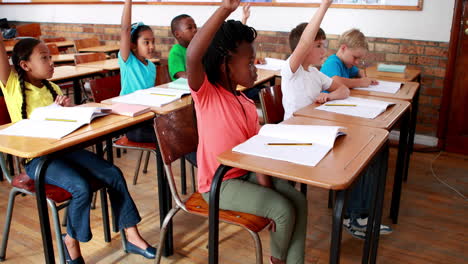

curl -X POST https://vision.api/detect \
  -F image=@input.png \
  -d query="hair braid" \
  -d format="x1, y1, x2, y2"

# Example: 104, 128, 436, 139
42, 80, 58, 101
17, 69, 28, 120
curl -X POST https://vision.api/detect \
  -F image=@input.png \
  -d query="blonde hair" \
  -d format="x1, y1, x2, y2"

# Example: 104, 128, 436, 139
338, 28, 368, 50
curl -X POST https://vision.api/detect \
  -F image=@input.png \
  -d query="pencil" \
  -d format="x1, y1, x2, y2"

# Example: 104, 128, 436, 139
267, 143, 313, 146
150, 93, 176, 97
324, 104, 357, 106
45, 118, 77, 122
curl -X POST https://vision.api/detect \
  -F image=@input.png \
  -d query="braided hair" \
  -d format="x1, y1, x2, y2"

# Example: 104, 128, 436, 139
11, 38, 58, 119
202, 20, 257, 118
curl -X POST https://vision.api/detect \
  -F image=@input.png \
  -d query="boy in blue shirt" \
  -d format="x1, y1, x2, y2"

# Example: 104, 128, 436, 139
321, 28, 378, 88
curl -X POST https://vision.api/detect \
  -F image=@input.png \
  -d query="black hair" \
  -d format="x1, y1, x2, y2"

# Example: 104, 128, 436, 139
130, 24, 153, 44
171, 14, 192, 36
289, 23, 326, 52
11, 38, 58, 119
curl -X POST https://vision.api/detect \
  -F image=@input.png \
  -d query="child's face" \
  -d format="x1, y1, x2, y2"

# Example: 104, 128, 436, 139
175, 17, 197, 45
227, 41, 258, 88
134, 29, 156, 59
306, 39, 327, 66
21, 43, 54, 80
340, 45, 367, 68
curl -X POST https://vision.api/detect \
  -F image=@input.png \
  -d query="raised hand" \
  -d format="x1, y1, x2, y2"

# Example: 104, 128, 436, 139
241, 3, 251, 24
321, 0, 333, 8
221, 0, 241, 13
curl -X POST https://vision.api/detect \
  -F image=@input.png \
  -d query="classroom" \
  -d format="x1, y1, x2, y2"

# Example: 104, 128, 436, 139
0, 0, 466, 263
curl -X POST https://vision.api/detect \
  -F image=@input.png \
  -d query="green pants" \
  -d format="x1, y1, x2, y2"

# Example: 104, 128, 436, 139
202, 172, 307, 264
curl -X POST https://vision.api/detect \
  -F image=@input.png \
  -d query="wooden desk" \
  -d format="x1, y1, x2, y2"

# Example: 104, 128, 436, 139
49, 40, 74, 49
78, 44, 120, 54
5, 46, 12, 53
50, 65, 104, 104
209, 117, 389, 264
76, 58, 160, 71
237, 68, 278, 92
0, 110, 155, 263
365, 65, 421, 82
351, 82, 419, 102
294, 95, 411, 224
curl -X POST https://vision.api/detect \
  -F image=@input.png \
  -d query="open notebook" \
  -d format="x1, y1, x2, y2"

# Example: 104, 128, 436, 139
255, 57, 286, 71
0, 104, 110, 139
353, 80, 402, 94
233, 124, 345, 166
111, 87, 189, 107
316, 96, 395, 119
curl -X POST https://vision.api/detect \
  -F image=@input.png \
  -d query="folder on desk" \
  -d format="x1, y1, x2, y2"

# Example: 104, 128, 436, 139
353, 80, 402, 94
167, 78, 190, 91
377, 63, 406, 73
233, 124, 345, 166
316, 97, 395, 119
0, 104, 110, 139
112, 87, 189, 107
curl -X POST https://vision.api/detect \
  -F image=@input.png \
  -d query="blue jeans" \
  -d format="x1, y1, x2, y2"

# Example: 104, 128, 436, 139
25, 149, 141, 242
346, 149, 388, 220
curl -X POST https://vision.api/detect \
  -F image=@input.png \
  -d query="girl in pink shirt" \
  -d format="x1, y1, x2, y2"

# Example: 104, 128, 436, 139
186, 1, 307, 263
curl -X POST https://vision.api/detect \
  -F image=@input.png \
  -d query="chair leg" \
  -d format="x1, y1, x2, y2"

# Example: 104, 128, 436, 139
142, 151, 150, 174
246, 229, 263, 264
155, 207, 181, 264
91, 192, 97, 210
61, 206, 68, 227
47, 199, 67, 264
100, 189, 111, 243
0, 189, 20, 261
132, 151, 144, 185
328, 190, 335, 209
180, 157, 187, 195
191, 165, 196, 193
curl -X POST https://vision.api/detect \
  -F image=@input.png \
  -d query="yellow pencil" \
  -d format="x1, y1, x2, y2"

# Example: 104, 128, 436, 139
267, 143, 313, 146
324, 104, 357, 106
150, 93, 176, 97
45, 118, 77, 122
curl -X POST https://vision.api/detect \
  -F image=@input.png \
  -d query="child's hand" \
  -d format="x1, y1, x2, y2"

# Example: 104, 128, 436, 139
315, 92, 330, 104
359, 77, 373, 87
254, 58, 266, 65
370, 79, 379, 85
55, 95, 72, 107
241, 4, 251, 24
221, 0, 241, 13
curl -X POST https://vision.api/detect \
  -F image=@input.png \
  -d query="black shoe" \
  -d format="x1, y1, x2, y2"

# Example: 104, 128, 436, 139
61, 234, 85, 264
125, 240, 156, 259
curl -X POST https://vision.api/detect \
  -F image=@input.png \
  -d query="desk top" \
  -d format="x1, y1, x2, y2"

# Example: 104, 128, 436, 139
76, 58, 160, 71
237, 68, 279, 92
78, 45, 120, 53
0, 106, 155, 158
51, 54, 77, 63
217, 116, 388, 190
350, 81, 420, 102
366, 65, 421, 82
293, 95, 410, 130
50, 40, 74, 48
50, 65, 104, 82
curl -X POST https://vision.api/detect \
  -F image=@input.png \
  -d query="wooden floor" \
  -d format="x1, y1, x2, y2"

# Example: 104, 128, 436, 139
0, 147, 466, 264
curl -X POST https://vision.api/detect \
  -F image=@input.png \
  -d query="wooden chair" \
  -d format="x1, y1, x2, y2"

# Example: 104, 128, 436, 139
153, 105, 270, 264
43, 37, 66, 43
0, 98, 112, 264
259, 85, 284, 124
73, 37, 101, 52
3, 39, 17, 48
155, 60, 171, 86
74, 53, 107, 65
16, 23, 41, 38
46, 43, 60, 55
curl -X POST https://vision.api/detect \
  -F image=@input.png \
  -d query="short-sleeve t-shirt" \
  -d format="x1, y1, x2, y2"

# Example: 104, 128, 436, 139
191, 77, 260, 193
0, 71, 63, 123
281, 57, 333, 120
168, 44, 187, 81
320, 54, 359, 79
118, 51, 156, 95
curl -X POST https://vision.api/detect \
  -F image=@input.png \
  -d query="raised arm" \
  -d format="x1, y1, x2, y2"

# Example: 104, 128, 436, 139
288, 0, 331, 74
241, 4, 250, 25
119, 0, 132, 62
0, 34, 12, 86
186, 0, 240, 92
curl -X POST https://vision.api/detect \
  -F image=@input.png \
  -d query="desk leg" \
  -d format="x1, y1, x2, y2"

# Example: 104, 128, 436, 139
390, 110, 410, 224
155, 149, 173, 257
34, 157, 55, 264
404, 88, 420, 182
102, 140, 114, 238
72, 79, 82, 105
209, 165, 233, 264
330, 189, 347, 264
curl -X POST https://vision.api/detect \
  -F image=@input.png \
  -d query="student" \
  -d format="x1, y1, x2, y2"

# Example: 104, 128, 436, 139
0, 37, 156, 263
320, 28, 378, 88
186, 1, 307, 263
168, 14, 197, 80
119, 0, 157, 143
281, 1, 349, 120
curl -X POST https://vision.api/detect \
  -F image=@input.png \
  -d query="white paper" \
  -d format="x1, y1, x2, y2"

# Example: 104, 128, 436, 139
316, 96, 395, 119
112, 87, 188, 107
255, 57, 286, 71
166, 78, 190, 91
232, 124, 344, 166
353, 80, 402, 94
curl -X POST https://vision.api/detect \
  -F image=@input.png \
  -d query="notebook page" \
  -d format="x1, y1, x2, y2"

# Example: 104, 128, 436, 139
167, 78, 190, 91
316, 97, 394, 119
259, 124, 342, 148
112, 88, 187, 107
29, 105, 102, 124
0, 119, 84, 139
255, 57, 286, 71
353, 80, 402, 94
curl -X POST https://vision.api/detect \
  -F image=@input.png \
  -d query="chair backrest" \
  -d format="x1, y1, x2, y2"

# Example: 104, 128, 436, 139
3, 39, 17, 47
42, 37, 66, 43
155, 60, 171, 86
88, 75, 121, 103
46, 43, 59, 55
0, 96, 11, 126
73, 37, 101, 51
259, 85, 284, 124
16, 23, 41, 38
154, 104, 198, 206
74, 53, 107, 65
